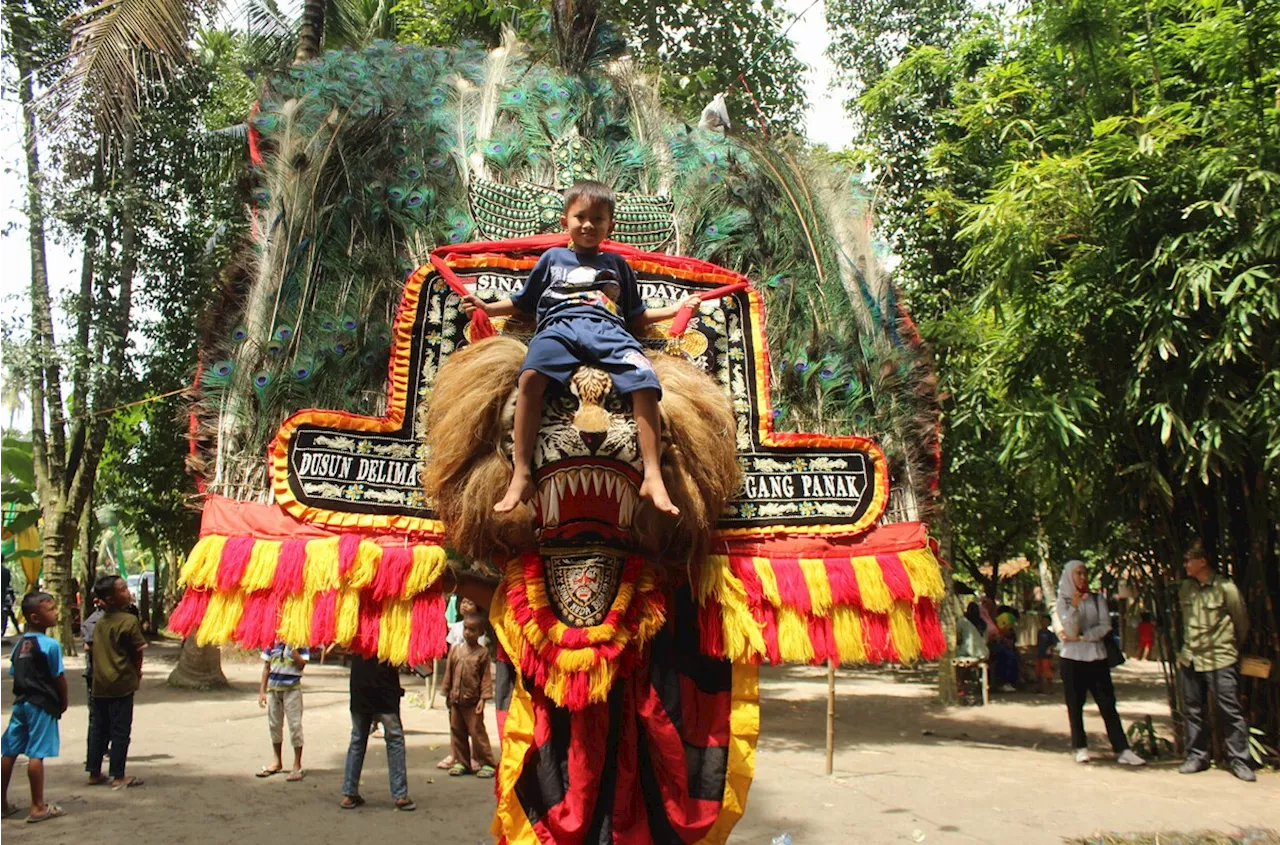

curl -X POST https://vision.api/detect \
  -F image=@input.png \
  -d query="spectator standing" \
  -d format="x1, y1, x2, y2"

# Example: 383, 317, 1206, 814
1177, 540, 1254, 782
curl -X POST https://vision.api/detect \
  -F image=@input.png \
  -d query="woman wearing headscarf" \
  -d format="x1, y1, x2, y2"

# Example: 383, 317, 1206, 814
1054, 560, 1145, 766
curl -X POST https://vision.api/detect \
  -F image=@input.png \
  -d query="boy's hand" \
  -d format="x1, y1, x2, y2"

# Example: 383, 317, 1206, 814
258, 691, 267, 709
461, 295, 488, 316
678, 294, 702, 310
475, 699, 485, 715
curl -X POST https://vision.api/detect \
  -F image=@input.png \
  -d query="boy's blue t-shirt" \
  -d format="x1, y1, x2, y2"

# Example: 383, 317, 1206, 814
10, 632, 64, 717
511, 247, 645, 332
1036, 628, 1059, 658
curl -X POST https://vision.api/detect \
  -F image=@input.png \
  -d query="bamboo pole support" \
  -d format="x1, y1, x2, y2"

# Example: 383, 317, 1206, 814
825, 659, 836, 775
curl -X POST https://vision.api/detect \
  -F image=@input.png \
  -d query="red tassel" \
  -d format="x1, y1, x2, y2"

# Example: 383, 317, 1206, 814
771, 558, 812, 613
311, 589, 338, 645
808, 615, 835, 664
169, 588, 211, 636
915, 599, 945, 660
876, 553, 916, 601
235, 592, 272, 650
217, 537, 256, 591
824, 559, 862, 607
409, 589, 447, 665
355, 593, 381, 656
699, 597, 725, 659
760, 604, 781, 665
338, 534, 362, 577
730, 556, 765, 608
862, 612, 894, 663
563, 671, 590, 710
371, 547, 413, 602
274, 540, 307, 594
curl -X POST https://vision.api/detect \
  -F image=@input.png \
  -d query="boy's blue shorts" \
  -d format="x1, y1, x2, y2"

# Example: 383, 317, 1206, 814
521, 317, 662, 397
2, 701, 60, 759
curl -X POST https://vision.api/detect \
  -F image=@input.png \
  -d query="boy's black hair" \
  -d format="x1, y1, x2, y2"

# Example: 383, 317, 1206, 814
462, 612, 486, 626
93, 574, 124, 602
1140, 611, 1153, 623
563, 180, 615, 215
20, 591, 54, 618
1183, 537, 1213, 566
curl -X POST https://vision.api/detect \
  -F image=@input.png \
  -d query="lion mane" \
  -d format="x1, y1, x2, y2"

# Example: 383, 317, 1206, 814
423, 337, 741, 564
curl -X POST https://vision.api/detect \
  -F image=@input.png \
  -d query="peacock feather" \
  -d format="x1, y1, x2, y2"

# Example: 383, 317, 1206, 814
191, 34, 939, 515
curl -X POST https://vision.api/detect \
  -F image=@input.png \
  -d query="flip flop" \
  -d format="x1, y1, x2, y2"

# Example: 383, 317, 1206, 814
87, 775, 110, 786
2, 803, 20, 819
435, 756, 455, 770
286, 770, 305, 782
448, 763, 470, 777
395, 798, 416, 812
26, 805, 65, 823
340, 795, 365, 810
111, 777, 145, 790
256, 766, 284, 778
475, 765, 495, 779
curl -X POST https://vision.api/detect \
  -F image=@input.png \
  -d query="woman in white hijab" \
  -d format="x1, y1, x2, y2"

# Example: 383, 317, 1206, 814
1055, 560, 1145, 766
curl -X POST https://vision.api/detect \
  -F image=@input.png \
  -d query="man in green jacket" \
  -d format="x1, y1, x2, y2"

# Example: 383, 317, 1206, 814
1177, 539, 1254, 782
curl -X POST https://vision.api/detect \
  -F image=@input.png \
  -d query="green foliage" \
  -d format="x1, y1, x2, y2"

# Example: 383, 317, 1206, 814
1, 434, 40, 541
605, 0, 809, 131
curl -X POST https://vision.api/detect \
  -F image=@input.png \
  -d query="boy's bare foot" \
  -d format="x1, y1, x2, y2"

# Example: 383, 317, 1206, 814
640, 475, 680, 516
494, 470, 534, 513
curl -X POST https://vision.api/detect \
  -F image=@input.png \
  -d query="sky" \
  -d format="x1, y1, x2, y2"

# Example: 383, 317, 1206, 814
0, 1, 855, 325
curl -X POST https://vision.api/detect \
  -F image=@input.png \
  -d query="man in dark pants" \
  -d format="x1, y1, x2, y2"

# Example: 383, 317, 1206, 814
1177, 539, 1254, 781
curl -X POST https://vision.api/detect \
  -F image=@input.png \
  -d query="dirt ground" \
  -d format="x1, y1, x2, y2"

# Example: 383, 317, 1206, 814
0, 640, 1275, 844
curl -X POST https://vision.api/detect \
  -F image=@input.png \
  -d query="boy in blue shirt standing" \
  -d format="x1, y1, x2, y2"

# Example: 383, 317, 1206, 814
256, 643, 308, 781
463, 180, 698, 517
1, 592, 69, 822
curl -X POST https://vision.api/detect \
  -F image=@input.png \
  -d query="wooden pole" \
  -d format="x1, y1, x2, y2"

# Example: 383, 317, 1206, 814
825, 659, 836, 775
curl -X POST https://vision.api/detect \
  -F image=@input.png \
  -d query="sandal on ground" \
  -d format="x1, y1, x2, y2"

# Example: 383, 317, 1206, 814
435, 755, 455, 770
286, 769, 305, 782
475, 765, 495, 779
256, 766, 283, 778
2, 803, 20, 819
448, 763, 470, 777
395, 798, 416, 811
340, 795, 365, 810
86, 774, 110, 786
111, 777, 145, 790
26, 805, 65, 823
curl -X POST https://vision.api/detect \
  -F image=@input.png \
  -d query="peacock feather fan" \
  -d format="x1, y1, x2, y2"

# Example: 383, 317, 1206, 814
191, 34, 939, 518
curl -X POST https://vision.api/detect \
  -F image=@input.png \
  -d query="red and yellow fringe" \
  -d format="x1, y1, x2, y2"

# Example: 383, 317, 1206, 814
170, 533, 450, 664
492, 552, 666, 711
695, 544, 947, 666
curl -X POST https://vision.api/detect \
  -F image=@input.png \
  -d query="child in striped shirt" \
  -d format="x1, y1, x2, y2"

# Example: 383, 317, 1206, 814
256, 643, 308, 781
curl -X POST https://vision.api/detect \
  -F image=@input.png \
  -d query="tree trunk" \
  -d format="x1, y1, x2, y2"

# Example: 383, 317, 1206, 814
151, 553, 165, 631
294, 0, 326, 63
167, 638, 229, 690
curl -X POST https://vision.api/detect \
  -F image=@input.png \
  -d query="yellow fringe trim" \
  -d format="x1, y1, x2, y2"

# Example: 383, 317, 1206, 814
404, 545, 448, 597
347, 540, 382, 589
335, 588, 360, 646
196, 590, 243, 647
699, 558, 765, 663
379, 598, 412, 665
851, 555, 893, 613
797, 558, 833, 616
776, 607, 815, 663
182, 534, 226, 589
241, 540, 281, 592
900, 547, 946, 600
751, 557, 782, 606
304, 537, 341, 593
277, 592, 313, 645
832, 605, 866, 664
888, 601, 922, 664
